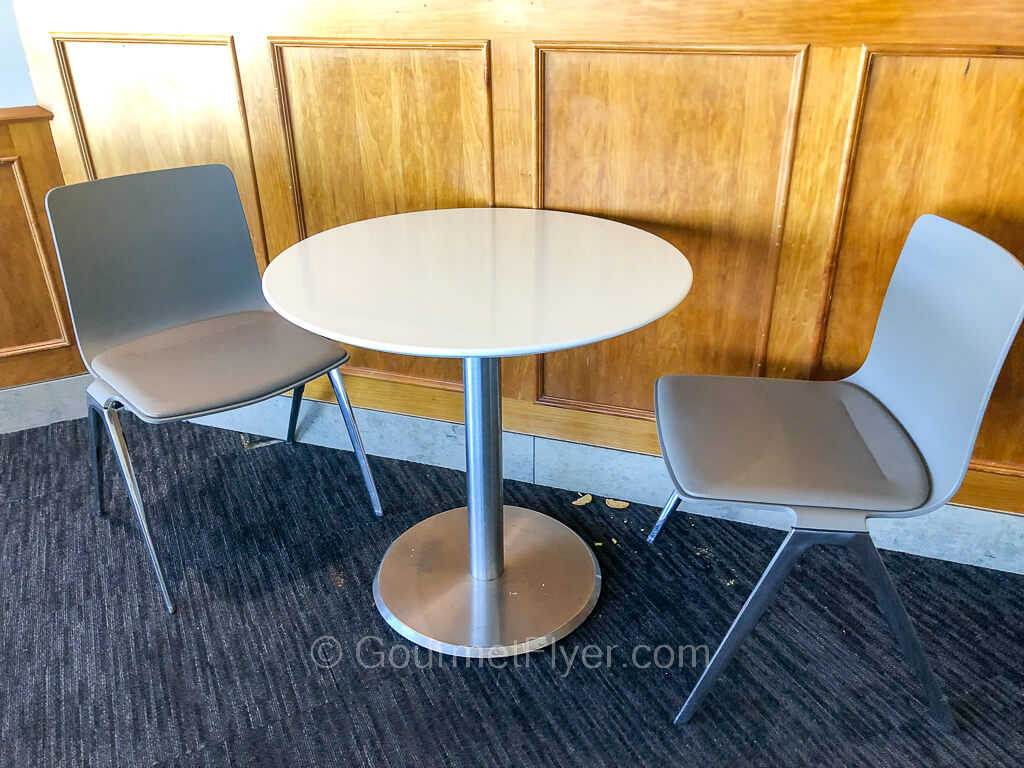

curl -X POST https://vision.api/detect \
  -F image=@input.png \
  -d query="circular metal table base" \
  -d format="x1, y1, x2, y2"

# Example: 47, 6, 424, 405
373, 506, 601, 658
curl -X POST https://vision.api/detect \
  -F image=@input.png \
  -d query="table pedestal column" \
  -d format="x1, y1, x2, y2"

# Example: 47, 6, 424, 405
464, 357, 504, 580
372, 357, 601, 657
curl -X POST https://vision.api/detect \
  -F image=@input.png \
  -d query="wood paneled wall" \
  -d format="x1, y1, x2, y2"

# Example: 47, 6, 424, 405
53, 35, 269, 268
0, 107, 83, 387
537, 44, 805, 415
12, 0, 1024, 511
270, 38, 494, 386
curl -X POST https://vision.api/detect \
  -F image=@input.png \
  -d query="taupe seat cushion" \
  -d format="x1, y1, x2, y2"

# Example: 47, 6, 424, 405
91, 310, 348, 420
656, 375, 930, 512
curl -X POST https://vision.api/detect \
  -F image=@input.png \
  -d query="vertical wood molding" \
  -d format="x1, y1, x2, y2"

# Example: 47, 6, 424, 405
752, 45, 809, 374
0, 154, 71, 357
51, 36, 95, 179
761, 46, 867, 380
808, 44, 872, 376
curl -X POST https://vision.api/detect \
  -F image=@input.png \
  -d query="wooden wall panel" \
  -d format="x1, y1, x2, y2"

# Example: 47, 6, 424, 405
819, 49, 1024, 474
271, 39, 494, 386
52, 35, 269, 268
0, 109, 84, 387
537, 45, 805, 416
0, 157, 67, 355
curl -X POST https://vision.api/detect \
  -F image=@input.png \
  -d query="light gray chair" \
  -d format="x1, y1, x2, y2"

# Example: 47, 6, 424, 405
648, 215, 1024, 730
45, 164, 382, 614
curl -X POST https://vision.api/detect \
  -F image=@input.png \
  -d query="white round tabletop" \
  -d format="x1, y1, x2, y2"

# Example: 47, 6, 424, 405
262, 207, 692, 358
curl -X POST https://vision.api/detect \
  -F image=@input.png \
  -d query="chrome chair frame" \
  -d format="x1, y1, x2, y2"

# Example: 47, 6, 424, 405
84, 369, 381, 615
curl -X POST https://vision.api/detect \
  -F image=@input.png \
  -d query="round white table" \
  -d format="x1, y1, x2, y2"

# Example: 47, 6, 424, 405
263, 207, 692, 657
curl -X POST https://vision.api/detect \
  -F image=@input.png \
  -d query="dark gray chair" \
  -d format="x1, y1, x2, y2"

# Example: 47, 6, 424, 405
649, 215, 1024, 729
45, 164, 382, 614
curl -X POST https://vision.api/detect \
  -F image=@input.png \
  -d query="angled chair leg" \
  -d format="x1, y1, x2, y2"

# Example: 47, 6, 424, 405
86, 395, 106, 516
648, 490, 682, 544
100, 405, 176, 614
675, 528, 818, 724
328, 368, 383, 517
286, 383, 305, 444
846, 534, 956, 732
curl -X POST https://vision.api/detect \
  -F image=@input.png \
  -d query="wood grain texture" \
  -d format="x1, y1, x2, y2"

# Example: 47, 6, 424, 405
764, 45, 867, 379
536, 44, 805, 415
819, 48, 1024, 472
11, 0, 1024, 510
953, 468, 1024, 514
20, 2, 1024, 50
304, 372, 664, 453
0, 115, 84, 387
52, 35, 269, 268
271, 39, 493, 238
270, 38, 494, 386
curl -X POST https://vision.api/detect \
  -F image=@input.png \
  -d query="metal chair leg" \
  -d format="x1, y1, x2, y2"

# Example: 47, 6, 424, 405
846, 534, 956, 732
100, 405, 176, 614
86, 396, 106, 516
648, 490, 682, 544
328, 368, 383, 517
286, 383, 305, 444
675, 528, 816, 723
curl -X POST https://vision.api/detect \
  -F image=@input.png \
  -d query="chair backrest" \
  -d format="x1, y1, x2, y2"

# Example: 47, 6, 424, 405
847, 215, 1024, 511
45, 164, 267, 371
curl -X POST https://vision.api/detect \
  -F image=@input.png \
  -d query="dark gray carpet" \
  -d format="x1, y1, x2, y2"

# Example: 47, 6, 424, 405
2, 417, 1024, 767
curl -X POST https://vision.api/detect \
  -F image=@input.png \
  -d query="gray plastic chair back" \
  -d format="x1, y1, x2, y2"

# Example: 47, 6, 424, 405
45, 164, 268, 372
847, 214, 1024, 512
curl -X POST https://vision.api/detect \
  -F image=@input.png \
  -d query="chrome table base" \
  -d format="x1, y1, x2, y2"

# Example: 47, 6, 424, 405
374, 506, 601, 657
373, 357, 601, 657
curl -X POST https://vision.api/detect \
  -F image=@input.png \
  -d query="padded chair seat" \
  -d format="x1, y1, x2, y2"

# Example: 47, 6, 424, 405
656, 375, 930, 512
92, 310, 348, 420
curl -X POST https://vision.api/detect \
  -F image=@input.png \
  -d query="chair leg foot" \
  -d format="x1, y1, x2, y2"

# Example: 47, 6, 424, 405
648, 490, 682, 544
329, 368, 383, 517
286, 383, 305, 444
675, 529, 815, 724
846, 534, 955, 732
101, 405, 176, 614
86, 396, 106, 516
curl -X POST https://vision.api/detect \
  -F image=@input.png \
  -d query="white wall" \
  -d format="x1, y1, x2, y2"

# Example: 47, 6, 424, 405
0, 0, 35, 108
